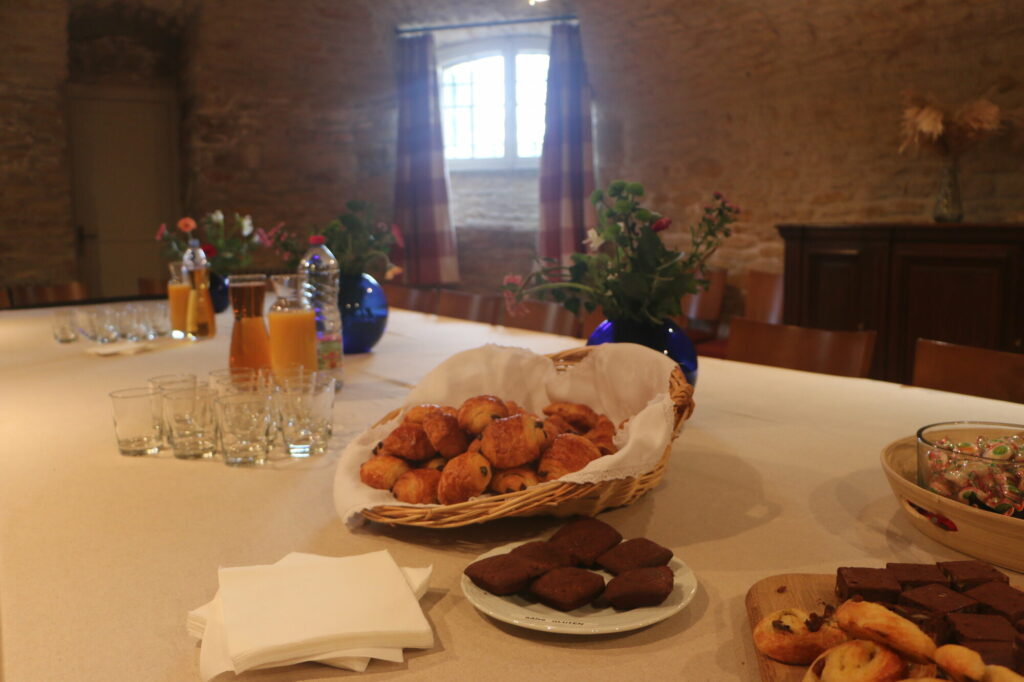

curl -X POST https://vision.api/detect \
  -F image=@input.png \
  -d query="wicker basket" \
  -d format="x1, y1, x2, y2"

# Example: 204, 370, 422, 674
360, 346, 695, 528
881, 436, 1024, 573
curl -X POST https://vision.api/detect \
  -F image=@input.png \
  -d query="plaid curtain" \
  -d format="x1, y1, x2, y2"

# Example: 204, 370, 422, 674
393, 34, 459, 285
538, 24, 595, 266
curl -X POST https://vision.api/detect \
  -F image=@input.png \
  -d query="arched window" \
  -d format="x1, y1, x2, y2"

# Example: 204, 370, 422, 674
438, 36, 549, 170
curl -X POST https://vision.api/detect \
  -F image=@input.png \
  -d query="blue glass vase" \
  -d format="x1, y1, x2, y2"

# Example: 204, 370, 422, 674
586, 318, 698, 387
209, 272, 230, 314
338, 273, 388, 354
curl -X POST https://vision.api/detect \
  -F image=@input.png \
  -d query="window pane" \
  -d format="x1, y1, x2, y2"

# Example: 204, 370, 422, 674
515, 53, 549, 158
440, 56, 505, 160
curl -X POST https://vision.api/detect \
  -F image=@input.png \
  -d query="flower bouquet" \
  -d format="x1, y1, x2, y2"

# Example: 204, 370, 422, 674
156, 210, 261, 273
319, 200, 404, 280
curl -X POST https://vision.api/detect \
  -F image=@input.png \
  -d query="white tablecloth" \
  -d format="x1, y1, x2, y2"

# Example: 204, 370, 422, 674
1, 305, 1022, 681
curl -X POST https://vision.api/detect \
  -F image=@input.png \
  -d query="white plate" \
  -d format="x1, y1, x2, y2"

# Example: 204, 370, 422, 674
461, 541, 698, 635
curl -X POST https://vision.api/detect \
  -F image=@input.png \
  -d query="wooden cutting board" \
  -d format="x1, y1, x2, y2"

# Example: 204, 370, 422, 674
745, 574, 837, 682
745, 573, 1024, 682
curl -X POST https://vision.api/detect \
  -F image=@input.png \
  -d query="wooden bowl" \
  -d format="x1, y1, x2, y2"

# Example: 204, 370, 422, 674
881, 436, 1024, 573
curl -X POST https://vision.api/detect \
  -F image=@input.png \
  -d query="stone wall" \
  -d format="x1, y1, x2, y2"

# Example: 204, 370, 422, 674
3, 0, 1023, 311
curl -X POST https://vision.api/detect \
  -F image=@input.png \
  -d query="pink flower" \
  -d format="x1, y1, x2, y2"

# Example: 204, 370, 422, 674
390, 224, 405, 249
201, 243, 218, 259
712, 191, 723, 200
503, 289, 529, 318
177, 217, 197, 233
651, 217, 672, 232
155, 223, 167, 240
502, 274, 524, 287
255, 228, 270, 246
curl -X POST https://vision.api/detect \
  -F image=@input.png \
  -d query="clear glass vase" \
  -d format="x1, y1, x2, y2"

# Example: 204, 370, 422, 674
933, 157, 964, 223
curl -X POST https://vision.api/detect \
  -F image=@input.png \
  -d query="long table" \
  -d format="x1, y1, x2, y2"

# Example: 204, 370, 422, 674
1, 305, 1022, 681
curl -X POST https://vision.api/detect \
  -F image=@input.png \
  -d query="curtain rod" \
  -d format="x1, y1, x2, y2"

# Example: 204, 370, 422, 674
396, 15, 577, 35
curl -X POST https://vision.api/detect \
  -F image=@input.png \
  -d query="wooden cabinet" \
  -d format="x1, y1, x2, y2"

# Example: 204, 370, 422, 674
778, 223, 1024, 383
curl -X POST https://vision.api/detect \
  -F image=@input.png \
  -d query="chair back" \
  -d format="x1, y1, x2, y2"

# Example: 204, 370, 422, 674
745, 269, 784, 324
381, 283, 438, 313
503, 300, 578, 336
137, 277, 168, 297
912, 338, 1024, 403
578, 307, 605, 339
436, 290, 500, 324
680, 268, 726, 343
0, 287, 11, 309
9, 281, 89, 307
727, 317, 877, 378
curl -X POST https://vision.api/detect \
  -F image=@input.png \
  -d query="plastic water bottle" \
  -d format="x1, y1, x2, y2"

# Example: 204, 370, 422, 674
298, 235, 343, 387
182, 238, 216, 339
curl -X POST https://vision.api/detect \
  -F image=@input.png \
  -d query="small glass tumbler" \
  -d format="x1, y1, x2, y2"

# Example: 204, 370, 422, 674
148, 373, 198, 444
51, 310, 78, 343
77, 308, 119, 343
163, 385, 217, 459
109, 387, 162, 456
216, 392, 274, 466
276, 372, 336, 457
209, 367, 260, 395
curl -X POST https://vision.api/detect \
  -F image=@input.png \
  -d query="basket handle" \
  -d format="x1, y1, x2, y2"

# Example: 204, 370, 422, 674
902, 498, 958, 532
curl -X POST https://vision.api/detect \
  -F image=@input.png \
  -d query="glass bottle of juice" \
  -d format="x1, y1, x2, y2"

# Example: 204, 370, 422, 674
183, 239, 216, 339
227, 273, 271, 371
267, 274, 317, 378
167, 261, 189, 340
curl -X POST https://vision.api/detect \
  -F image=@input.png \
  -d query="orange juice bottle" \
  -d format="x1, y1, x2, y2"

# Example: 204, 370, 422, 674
167, 261, 189, 339
268, 274, 318, 377
228, 274, 271, 370
183, 239, 216, 339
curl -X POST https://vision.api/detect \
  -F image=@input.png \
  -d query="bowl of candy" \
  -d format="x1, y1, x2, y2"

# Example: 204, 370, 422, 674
917, 421, 1024, 519
881, 422, 1024, 572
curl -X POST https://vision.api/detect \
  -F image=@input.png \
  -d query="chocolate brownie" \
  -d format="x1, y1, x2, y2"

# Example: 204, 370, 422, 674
968, 639, 1016, 669
835, 567, 901, 603
529, 567, 605, 611
947, 613, 1017, 645
601, 566, 674, 610
889, 604, 951, 644
464, 553, 538, 595
899, 583, 978, 615
509, 541, 574, 573
549, 517, 622, 566
886, 562, 949, 589
937, 560, 1009, 591
596, 537, 673, 575
965, 582, 1024, 622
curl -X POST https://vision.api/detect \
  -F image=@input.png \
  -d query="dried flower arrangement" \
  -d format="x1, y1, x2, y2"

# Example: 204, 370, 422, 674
899, 91, 1017, 157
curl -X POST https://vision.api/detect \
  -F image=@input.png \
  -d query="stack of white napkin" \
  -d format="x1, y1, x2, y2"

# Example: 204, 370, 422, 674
189, 550, 434, 679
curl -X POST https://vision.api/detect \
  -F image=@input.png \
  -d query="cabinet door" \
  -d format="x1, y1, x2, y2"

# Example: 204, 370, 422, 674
888, 242, 1020, 384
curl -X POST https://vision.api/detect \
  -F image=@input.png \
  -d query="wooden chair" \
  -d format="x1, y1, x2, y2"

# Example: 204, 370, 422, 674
679, 268, 727, 344
137, 277, 168, 297
912, 338, 1024, 403
9, 281, 89, 307
436, 290, 500, 324
0, 287, 11, 309
745, 269, 784, 324
577, 307, 605, 339
727, 317, 877, 378
381, 283, 438, 313
503, 300, 578, 337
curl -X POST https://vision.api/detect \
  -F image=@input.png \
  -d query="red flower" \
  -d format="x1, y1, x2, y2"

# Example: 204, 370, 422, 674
502, 274, 524, 287
503, 289, 529, 318
177, 217, 197, 233
201, 243, 218, 259
651, 217, 672, 232
155, 223, 167, 240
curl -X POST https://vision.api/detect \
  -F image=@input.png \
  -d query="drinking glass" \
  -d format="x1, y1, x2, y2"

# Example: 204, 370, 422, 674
216, 392, 274, 466
116, 304, 153, 341
76, 308, 119, 343
209, 367, 259, 395
51, 310, 78, 343
228, 274, 271, 371
275, 372, 336, 457
109, 387, 162, 456
148, 373, 198, 443
267, 275, 318, 379
147, 301, 172, 337
167, 261, 189, 340
163, 385, 218, 459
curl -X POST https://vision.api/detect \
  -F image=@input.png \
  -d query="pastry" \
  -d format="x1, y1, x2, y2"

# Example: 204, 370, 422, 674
359, 454, 411, 490
549, 517, 622, 566
464, 554, 538, 595
537, 433, 601, 481
380, 422, 436, 462
391, 468, 442, 504
542, 414, 575, 440
983, 666, 1024, 682
421, 410, 470, 458
436, 451, 493, 505
596, 537, 673, 575
489, 467, 541, 494
457, 395, 509, 434
480, 414, 548, 469
802, 640, 906, 682
584, 415, 618, 455
752, 607, 847, 665
601, 566, 674, 610
835, 598, 936, 663
403, 403, 445, 424
422, 456, 447, 471
934, 643, 986, 682
542, 401, 600, 431
530, 567, 605, 611
509, 541, 573, 573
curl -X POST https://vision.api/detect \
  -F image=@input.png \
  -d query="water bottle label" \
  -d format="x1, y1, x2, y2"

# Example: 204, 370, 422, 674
317, 336, 343, 370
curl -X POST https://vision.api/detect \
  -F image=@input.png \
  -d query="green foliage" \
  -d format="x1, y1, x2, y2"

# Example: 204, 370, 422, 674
156, 211, 260, 273
318, 201, 403, 278
502, 181, 739, 325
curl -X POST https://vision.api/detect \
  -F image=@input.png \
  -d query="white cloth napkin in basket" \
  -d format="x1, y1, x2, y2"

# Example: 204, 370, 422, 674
189, 551, 433, 679
334, 343, 680, 526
